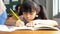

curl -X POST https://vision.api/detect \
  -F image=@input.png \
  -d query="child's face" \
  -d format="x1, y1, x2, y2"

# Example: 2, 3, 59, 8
23, 10, 36, 22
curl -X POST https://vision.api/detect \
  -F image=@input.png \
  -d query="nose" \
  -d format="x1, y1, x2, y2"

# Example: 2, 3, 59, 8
27, 14, 30, 18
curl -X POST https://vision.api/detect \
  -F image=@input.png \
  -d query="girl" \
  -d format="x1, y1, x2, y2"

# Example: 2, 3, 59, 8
16, 0, 48, 27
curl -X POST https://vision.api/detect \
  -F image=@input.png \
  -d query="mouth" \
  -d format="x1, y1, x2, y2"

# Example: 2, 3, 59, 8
27, 18, 30, 20
25, 18, 30, 20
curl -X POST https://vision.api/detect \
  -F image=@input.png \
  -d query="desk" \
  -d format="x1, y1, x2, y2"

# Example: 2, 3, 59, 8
0, 30, 60, 34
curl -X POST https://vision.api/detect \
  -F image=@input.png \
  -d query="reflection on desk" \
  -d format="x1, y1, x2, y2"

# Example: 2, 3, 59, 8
0, 30, 60, 34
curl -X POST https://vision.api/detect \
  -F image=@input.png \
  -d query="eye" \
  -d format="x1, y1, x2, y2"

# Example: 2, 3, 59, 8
30, 12, 34, 15
23, 12, 27, 15
32, 11, 34, 13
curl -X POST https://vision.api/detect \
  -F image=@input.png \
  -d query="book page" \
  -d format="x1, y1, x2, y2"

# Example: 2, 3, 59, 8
34, 25, 59, 30
0, 25, 59, 32
12, 26, 34, 30
0, 25, 16, 32
0, 25, 34, 32
0, 25, 9, 31
32, 19, 58, 27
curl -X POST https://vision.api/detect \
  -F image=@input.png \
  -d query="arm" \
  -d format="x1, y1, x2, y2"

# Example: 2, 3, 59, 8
0, 11, 7, 25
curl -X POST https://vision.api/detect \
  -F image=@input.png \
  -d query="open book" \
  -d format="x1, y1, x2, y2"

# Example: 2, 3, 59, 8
13, 25, 59, 31
0, 20, 59, 32
0, 25, 59, 32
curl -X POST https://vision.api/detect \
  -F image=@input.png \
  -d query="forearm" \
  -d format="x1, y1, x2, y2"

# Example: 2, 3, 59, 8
0, 11, 7, 25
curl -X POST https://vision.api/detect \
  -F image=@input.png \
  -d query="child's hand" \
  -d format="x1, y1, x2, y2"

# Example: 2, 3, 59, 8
16, 20, 24, 27
26, 21, 37, 27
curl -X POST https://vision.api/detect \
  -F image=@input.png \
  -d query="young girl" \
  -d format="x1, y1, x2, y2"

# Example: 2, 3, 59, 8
16, 0, 48, 27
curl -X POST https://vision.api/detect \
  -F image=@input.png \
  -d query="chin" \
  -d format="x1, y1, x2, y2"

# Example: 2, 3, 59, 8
26, 20, 31, 22
28, 20, 33, 22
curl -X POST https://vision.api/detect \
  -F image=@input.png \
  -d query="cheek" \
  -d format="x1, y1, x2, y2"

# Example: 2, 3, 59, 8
33, 12, 36, 17
23, 14, 27, 18
31, 13, 36, 19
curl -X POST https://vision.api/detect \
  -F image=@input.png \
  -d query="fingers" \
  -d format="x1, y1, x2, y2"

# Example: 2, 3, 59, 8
16, 20, 24, 27
26, 21, 37, 27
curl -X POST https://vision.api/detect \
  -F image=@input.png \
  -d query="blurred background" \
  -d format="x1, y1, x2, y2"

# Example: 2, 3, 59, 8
3, 0, 60, 28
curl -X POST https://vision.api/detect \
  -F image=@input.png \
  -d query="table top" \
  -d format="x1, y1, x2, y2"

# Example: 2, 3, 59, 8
0, 30, 60, 34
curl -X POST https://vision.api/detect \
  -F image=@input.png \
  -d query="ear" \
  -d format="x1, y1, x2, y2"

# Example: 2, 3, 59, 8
35, 15, 38, 17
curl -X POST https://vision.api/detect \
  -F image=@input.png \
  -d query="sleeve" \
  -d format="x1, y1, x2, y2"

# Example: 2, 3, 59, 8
0, 11, 7, 25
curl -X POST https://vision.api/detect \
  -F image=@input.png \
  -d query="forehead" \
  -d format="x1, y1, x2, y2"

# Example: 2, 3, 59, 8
23, 9, 36, 13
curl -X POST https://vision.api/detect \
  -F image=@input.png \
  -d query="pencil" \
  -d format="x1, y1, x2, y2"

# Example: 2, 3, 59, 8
10, 8, 22, 21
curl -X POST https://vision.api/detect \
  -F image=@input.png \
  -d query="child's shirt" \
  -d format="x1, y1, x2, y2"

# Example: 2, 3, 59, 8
20, 15, 28, 25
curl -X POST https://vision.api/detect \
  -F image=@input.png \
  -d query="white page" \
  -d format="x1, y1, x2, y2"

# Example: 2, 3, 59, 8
32, 20, 58, 27
0, 25, 16, 32
0, 25, 9, 31
34, 25, 59, 30
13, 26, 33, 29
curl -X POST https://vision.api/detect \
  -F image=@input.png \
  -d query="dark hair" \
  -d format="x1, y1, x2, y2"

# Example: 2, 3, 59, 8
21, 0, 47, 19
35, 5, 47, 19
21, 0, 40, 13
31, 0, 48, 19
